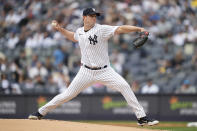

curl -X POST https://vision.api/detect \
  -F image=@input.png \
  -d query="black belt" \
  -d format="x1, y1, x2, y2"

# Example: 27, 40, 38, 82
81, 64, 107, 70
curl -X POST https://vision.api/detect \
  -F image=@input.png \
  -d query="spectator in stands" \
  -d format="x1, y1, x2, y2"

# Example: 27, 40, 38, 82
158, 58, 172, 74
45, 75, 58, 94
141, 79, 159, 94
31, 55, 39, 67
14, 50, 26, 69
34, 75, 45, 87
0, 54, 7, 73
7, 32, 19, 49
55, 63, 69, 76
170, 50, 185, 70
175, 80, 196, 94
28, 61, 48, 80
131, 80, 141, 94
41, 32, 55, 47
1, 74, 10, 94
16, 30, 26, 47
44, 56, 53, 74
52, 72, 70, 93
60, 45, 70, 66
24, 78, 34, 90
53, 46, 65, 66
192, 51, 197, 70
67, 48, 81, 76
110, 49, 125, 75
9, 61, 20, 81
1, 0, 197, 95
11, 82, 22, 94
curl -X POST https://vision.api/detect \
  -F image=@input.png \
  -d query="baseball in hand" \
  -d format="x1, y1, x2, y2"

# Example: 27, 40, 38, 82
51, 21, 57, 27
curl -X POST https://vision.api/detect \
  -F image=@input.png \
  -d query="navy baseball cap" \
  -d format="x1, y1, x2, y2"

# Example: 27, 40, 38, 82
83, 8, 100, 16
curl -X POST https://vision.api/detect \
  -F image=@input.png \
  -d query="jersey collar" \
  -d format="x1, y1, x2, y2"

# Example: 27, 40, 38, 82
83, 24, 97, 33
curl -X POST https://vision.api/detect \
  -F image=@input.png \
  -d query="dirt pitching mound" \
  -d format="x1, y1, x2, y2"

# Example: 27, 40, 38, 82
0, 119, 158, 131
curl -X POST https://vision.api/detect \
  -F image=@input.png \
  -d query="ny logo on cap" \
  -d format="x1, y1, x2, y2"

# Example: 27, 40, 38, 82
88, 34, 98, 45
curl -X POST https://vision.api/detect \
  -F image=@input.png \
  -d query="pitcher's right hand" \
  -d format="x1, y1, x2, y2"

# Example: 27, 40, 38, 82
51, 20, 61, 30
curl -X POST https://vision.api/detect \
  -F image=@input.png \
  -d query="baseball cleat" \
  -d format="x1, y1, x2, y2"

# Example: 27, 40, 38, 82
28, 112, 43, 120
137, 116, 159, 126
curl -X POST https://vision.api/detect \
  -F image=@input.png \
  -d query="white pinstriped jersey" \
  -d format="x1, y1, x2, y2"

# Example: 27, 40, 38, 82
74, 24, 119, 67
38, 23, 147, 119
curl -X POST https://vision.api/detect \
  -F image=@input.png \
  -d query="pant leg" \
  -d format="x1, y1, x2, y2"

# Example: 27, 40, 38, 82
97, 67, 146, 118
39, 67, 94, 115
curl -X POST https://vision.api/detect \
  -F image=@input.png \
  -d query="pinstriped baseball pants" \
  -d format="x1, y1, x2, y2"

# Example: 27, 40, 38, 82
39, 66, 146, 118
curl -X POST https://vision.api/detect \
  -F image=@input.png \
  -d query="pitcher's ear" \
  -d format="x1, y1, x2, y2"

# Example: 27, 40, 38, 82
83, 16, 86, 21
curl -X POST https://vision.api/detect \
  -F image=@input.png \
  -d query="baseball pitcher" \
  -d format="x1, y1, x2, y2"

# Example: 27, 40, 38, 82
28, 8, 159, 126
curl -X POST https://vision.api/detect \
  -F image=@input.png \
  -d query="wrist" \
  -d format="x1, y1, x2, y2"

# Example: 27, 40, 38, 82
58, 26, 63, 31
139, 28, 145, 32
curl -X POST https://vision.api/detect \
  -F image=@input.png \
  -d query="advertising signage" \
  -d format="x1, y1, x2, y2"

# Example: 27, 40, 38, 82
0, 94, 196, 121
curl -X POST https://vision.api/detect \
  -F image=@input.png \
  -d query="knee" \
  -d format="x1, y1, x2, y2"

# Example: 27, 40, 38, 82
57, 90, 77, 101
64, 90, 78, 99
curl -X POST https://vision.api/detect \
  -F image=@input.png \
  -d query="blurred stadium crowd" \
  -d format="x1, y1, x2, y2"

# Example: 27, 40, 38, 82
0, 0, 197, 95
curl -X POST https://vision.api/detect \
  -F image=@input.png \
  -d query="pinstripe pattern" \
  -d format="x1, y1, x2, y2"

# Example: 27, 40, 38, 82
39, 66, 146, 118
74, 24, 119, 67
39, 24, 146, 119
96, 67, 146, 118
39, 67, 94, 115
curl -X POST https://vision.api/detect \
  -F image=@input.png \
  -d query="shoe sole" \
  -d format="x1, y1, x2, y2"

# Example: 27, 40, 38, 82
148, 121, 159, 126
28, 115, 40, 120
137, 121, 159, 126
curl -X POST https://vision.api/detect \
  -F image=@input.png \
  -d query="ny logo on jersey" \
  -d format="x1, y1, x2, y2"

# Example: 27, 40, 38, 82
88, 35, 98, 45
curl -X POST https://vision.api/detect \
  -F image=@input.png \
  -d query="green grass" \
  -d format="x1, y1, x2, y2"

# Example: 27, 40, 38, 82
77, 120, 197, 131
148, 127, 197, 131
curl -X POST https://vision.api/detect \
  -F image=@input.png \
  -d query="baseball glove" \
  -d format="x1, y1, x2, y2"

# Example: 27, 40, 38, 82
132, 31, 149, 48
